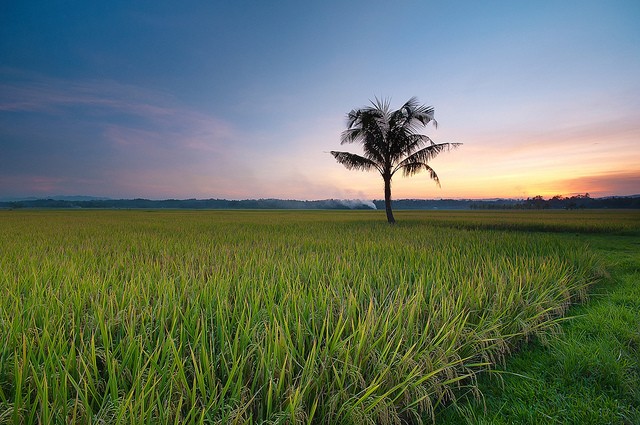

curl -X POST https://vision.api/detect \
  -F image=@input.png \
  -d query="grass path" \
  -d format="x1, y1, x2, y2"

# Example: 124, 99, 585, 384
438, 233, 640, 424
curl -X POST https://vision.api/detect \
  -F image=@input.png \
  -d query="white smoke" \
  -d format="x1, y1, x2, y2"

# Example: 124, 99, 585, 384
339, 199, 377, 209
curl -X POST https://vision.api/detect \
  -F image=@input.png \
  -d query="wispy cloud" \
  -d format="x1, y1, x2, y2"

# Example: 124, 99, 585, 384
0, 70, 256, 198
0, 70, 234, 146
0, 70, 351, 199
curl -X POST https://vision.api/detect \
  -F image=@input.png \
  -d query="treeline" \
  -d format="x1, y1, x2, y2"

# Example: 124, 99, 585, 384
372, 199, 483, 210
2, 195, 638, 210
1, 198, 479, 210
470, 194, 640, 210
0, 198, 377, 210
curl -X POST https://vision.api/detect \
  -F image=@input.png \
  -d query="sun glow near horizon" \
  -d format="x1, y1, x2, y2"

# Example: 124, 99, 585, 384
326, 113, 640, 201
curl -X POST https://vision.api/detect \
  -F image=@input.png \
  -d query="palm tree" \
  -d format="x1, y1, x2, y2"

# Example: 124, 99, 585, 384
331, 97, 460, 223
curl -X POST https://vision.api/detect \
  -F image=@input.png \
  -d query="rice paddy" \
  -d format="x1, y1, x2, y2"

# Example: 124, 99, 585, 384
0, 209, 635, 424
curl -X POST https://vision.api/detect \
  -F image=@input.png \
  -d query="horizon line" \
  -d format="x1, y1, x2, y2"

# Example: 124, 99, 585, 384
2, 193, 639, 202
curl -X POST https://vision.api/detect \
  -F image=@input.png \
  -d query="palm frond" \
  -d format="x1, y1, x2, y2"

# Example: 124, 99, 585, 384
391, 97, 437, 131
388, 133, 433, 159
370, 96, 391, 115
393, 142, 461, 174
340, 127, 363, 144
402, 134, 435, 156
397, 162, 441, 186
342, 106, 388, 163
345, 108, 385, 139
330, 151, 382, 173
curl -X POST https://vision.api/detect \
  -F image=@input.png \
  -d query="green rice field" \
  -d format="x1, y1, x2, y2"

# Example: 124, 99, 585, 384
0, 210, 637, 424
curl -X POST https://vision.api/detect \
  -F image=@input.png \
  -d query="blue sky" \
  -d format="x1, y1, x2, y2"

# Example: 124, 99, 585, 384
1, 1, 639, 199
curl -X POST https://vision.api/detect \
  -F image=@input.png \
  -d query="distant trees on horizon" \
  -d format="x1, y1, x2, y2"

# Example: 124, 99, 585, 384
469, 193, 640, 210
2, 194, 638, 210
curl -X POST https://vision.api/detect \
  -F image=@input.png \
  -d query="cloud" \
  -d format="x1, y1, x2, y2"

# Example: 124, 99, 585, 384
0, 70, 354, 200
0, 71, 234, 146
0, 68, 172, 113
0, 70, 254, 198
551, 170, 640, 197
0, 72, 354, 200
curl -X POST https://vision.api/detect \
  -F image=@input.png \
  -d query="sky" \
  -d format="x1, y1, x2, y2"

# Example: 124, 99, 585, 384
1, 0, 639, 200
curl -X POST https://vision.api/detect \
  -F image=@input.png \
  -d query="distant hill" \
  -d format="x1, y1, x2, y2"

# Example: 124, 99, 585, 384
1, 195, 638, 210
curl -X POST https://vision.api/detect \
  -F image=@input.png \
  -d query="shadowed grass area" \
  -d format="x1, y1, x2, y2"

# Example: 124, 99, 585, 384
0, 210, 635, 424
437, 230, 640, 424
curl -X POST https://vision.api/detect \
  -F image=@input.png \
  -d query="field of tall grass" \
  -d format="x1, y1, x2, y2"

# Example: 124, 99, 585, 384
0, 210, 627, 424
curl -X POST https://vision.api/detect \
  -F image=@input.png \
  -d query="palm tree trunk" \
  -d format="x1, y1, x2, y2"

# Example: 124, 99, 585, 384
383, 175, 395, 224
